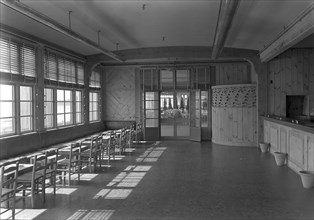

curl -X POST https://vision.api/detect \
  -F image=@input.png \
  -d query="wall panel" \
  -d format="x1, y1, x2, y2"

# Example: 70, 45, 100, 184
268, 48, 314, 116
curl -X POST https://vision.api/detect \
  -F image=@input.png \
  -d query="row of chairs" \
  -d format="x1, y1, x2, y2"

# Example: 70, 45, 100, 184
0, 124, 142, 219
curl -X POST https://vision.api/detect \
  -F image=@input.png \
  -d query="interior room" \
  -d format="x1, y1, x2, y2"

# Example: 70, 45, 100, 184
0, 0, 313, 219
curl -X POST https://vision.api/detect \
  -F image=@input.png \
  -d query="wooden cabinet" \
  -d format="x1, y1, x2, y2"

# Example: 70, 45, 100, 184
263, 118, 314, 172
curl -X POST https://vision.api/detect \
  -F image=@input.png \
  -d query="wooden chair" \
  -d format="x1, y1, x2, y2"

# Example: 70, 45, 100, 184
101, 132, 116, 166
127, 124, 135, 148
0, 162, 19, 220
41, 149, 58, 196
57, 143, 81, 186
80, 136, 101, 172
16, 154, 46, 208
135, 123, 142, 143
115, 129, 126, 155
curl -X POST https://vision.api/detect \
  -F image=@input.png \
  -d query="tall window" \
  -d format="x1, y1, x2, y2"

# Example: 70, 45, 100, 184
57, 89, 73, 126
75, 91, 82, 124
0, 38, 36, 77
20, 86, 33, 132
0, 84, 15, 136
44, 88, 54, 129
89, 92, 99, 122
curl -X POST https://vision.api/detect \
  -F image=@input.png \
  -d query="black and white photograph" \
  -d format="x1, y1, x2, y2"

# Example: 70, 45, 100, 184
0, 0, 313, 219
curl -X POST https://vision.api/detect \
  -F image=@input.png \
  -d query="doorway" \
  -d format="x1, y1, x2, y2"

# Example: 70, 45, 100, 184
160, 91, 190, 138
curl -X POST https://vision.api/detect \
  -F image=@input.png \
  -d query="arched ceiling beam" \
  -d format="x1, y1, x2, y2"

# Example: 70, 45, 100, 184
211, 0, 240, 59
259, 3, 314, 63
0, 0, 124, 62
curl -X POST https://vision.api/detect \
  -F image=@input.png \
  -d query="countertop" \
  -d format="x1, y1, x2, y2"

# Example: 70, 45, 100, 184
261, 115, 314, 134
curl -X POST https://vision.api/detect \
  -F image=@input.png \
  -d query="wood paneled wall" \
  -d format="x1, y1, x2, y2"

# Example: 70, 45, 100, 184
104, 66, 137, 121
212, 84, 257, 146
214, 63, 250, 85
268, 48, 314, 116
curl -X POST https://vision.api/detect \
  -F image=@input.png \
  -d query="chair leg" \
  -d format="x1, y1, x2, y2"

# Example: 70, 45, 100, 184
22, 188, 26, 202
42, 178, 46, 203
53, 174, 56, 196
31, 185, 35, 208
68, 167, 71, 186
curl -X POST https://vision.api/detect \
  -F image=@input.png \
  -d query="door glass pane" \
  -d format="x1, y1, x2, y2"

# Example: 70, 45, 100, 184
146, 110, 158, 118
146, 119, 159, 128
190, 91, 200, 128
176, 91, 190, 136
201, 91, 208, 127
160, 92, 174, 137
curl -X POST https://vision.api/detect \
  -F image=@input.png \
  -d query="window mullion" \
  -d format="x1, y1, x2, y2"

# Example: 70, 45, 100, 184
15, 85, 20, 135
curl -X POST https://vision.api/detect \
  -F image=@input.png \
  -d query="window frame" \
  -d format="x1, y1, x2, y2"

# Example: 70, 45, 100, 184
0, 84, 16, 136
56, 89, 73, 127
19, 85, 34, 133
89, 91, 100, 122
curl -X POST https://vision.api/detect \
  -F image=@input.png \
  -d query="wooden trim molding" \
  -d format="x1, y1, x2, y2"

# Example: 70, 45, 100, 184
259, 4, 314, 63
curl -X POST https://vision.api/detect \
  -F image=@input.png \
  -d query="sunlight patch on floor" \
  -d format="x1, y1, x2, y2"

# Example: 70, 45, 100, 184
71, 173, 98, 181
45, 187, 77, 195
93, 189, 132, 200
136, 144, 167, 162
0, 208, 47, 220
67, 209, 114, 220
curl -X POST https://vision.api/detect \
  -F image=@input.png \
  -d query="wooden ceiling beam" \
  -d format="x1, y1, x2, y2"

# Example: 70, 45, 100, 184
259, 3, 314, 63
0, 0, 125, 62
211, 0, 240, 59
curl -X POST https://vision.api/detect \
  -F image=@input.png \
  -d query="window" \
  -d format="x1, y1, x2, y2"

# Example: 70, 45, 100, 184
58, 57, 76, 83
0, 38, 36, 77
90, 68, 101, 88
77, 63, 84, 85
0, 39, 18, 74
44, 51, 85, 85
75, 91, 82, 124
0, 84, 15, 136
44, 88, 54, 129
45, 52, 57, 81
57, 89, 73, 126
20, 86, 33, 132
160, 70, 174, 90
89, 92, 99, 122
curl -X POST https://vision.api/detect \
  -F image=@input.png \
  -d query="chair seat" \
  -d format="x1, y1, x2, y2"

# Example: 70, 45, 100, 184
57, 158, 70, 165
17, 171, 43, 182
1, 187, 14, 196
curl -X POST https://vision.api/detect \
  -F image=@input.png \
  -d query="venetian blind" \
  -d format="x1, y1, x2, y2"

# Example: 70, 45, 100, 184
0, 38, 36, 77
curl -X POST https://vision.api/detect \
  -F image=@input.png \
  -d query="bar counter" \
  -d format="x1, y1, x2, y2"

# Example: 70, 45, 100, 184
261, 115, 314, 173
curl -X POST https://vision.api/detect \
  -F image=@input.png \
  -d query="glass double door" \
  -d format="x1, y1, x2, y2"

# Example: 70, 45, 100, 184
144, 90, 201, 141
160, 91, 190, 138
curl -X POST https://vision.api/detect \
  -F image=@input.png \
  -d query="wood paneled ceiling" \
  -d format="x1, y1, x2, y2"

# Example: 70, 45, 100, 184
0, 0, 312, 58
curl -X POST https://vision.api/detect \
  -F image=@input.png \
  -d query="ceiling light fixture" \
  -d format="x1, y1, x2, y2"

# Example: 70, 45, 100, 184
67, 10, 72, 29
97, 30, 101, 45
